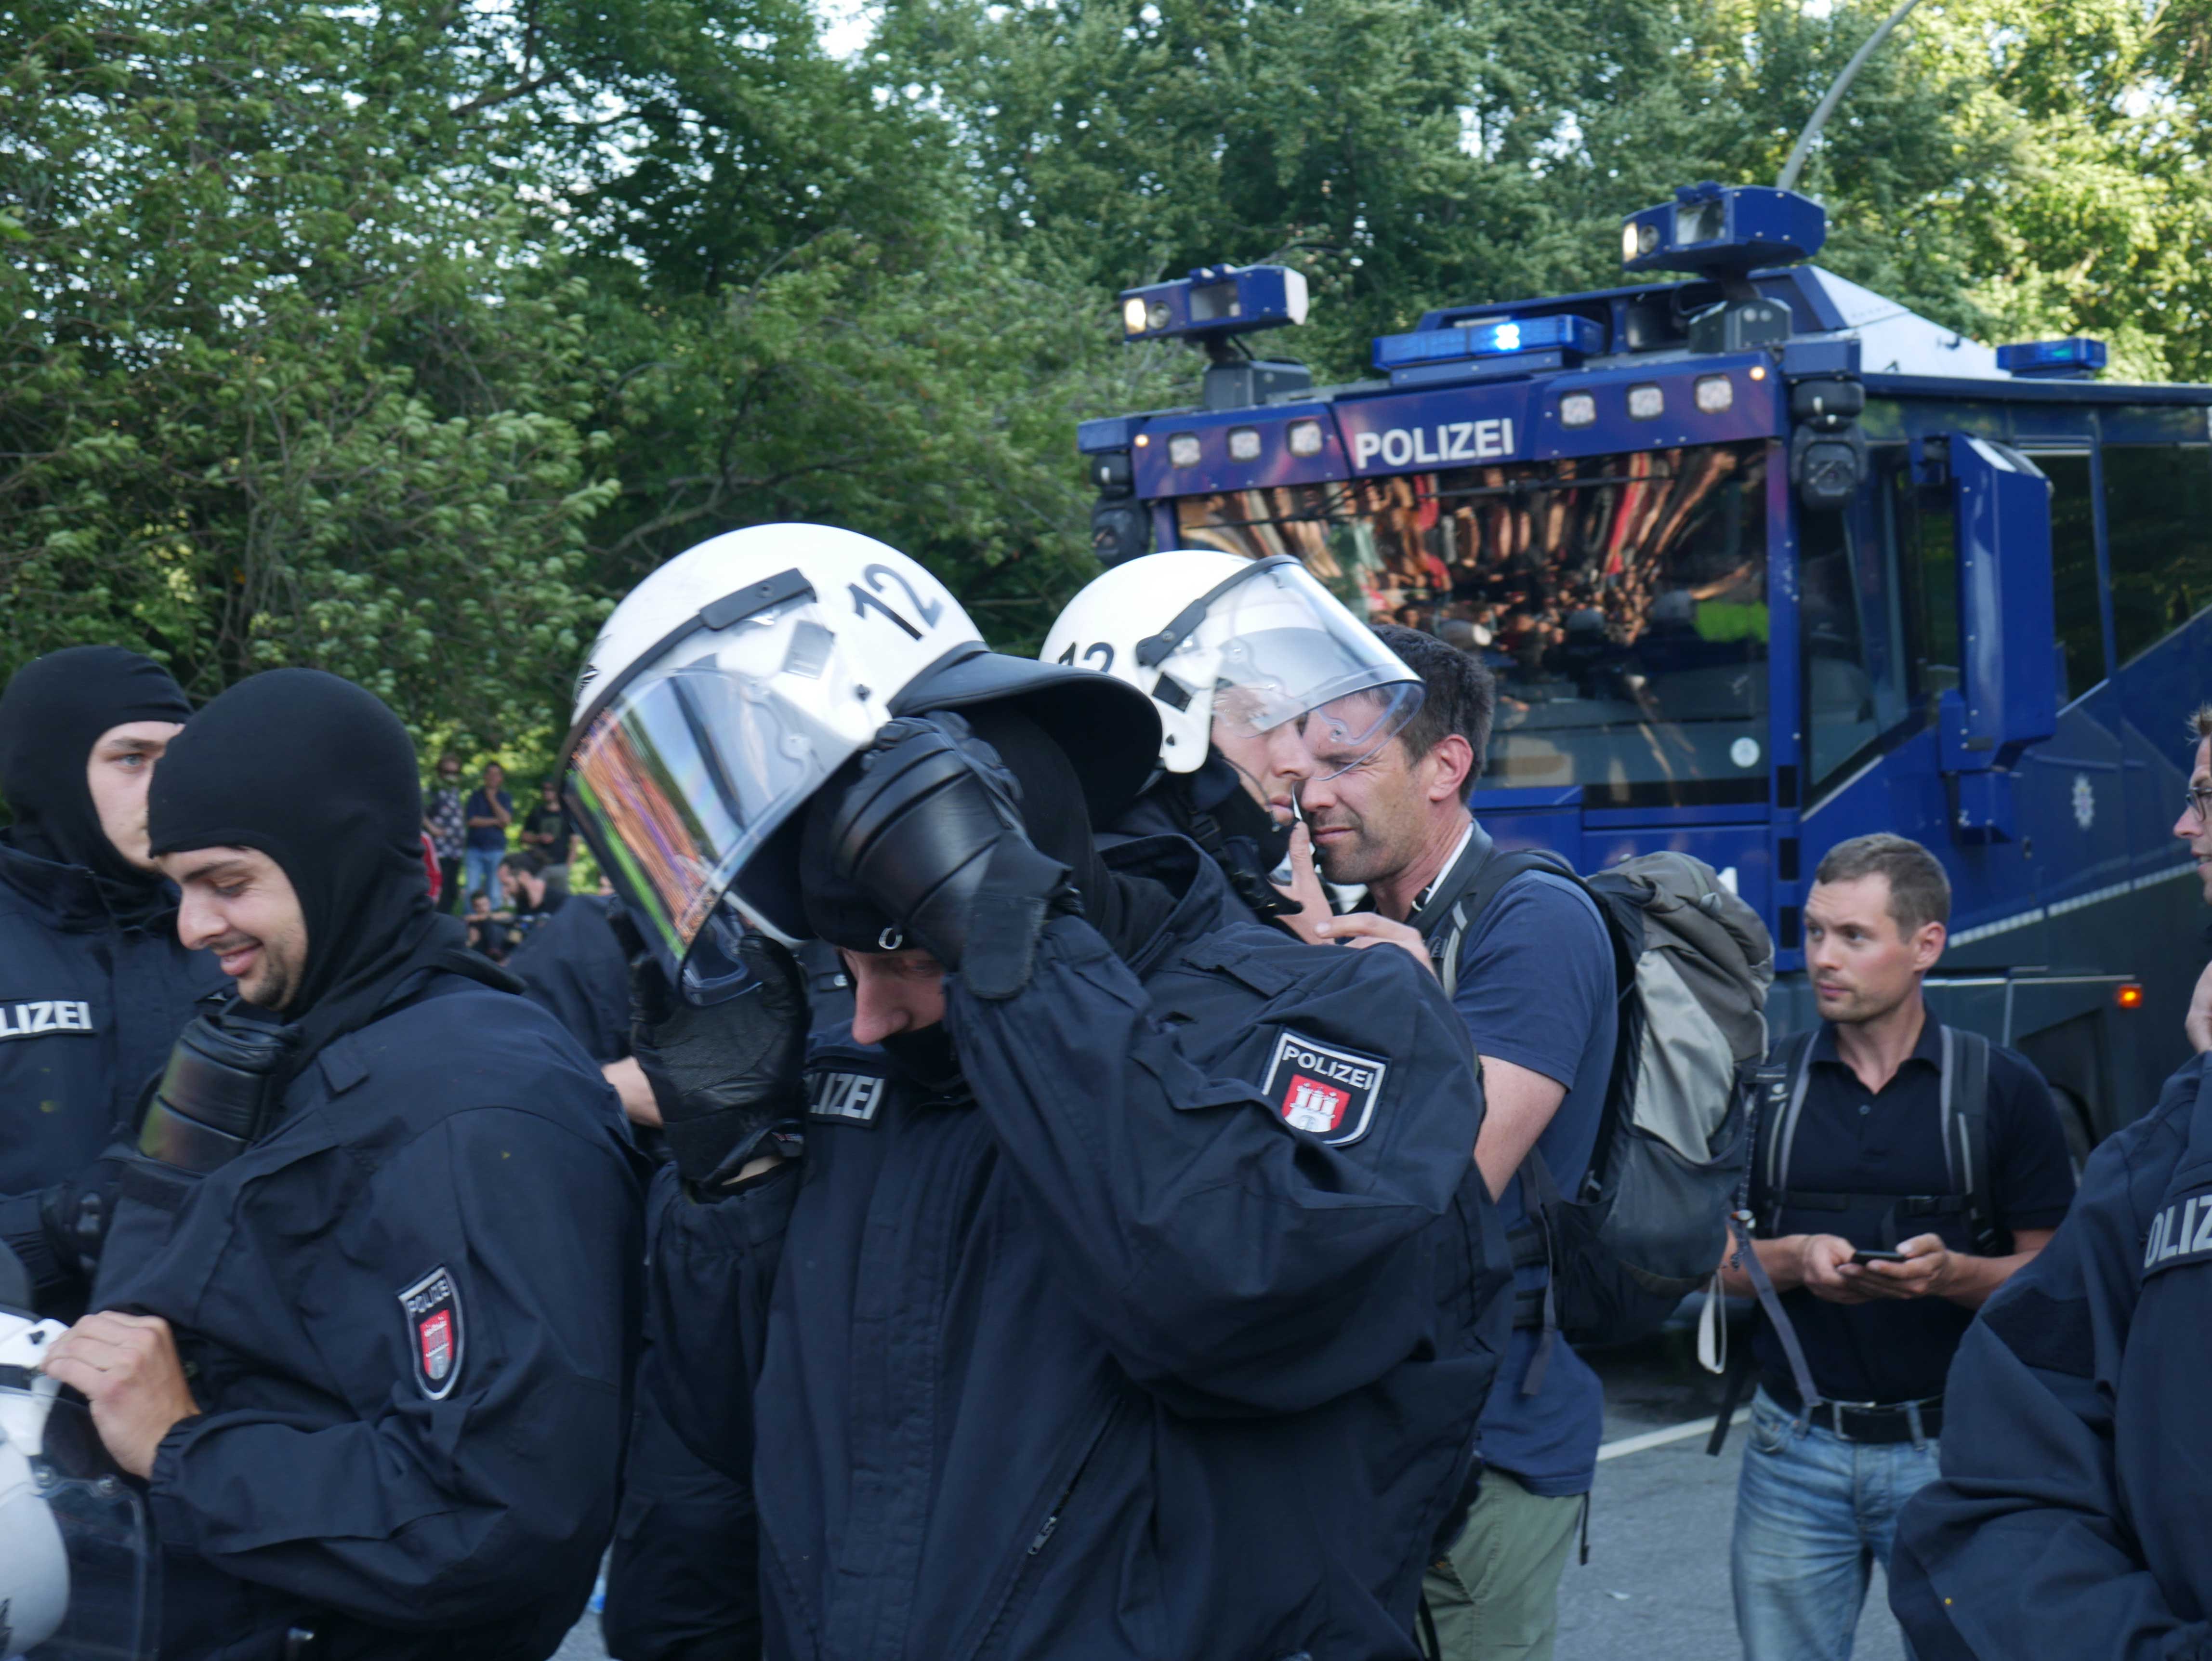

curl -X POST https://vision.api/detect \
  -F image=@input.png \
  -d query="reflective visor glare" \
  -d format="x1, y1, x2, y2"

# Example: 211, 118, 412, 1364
566, 665, 828, 969
1290, 682, 1423, 778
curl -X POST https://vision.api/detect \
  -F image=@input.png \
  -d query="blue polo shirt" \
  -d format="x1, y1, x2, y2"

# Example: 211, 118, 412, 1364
1451, 866, 1617, 1497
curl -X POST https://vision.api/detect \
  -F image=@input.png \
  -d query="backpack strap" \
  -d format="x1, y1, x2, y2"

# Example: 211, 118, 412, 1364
1938, 1027, 2003, 1256
1424, 849, 1563, 1001
1513, 1154, 1566, 1398
1757, 1029, 1821, 1233
1725, 1029, 1826, 1430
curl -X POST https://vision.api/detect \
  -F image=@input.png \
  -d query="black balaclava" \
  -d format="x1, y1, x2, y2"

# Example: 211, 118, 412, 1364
0, 646, 194, 891
798, 706, 1176, 1062
148, 669, 463, 1072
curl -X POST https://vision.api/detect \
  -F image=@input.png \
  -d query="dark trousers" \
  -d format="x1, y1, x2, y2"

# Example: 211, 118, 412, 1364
437, 857, 463, 913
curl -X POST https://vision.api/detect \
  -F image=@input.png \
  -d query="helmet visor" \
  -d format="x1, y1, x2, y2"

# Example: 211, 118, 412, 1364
0, 1384, 157, 1660
564, 590, 869, 988
1164, 560, 1423, 783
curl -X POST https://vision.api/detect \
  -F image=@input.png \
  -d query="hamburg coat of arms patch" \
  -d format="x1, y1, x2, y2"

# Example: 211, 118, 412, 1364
398, 1266, 464, 1400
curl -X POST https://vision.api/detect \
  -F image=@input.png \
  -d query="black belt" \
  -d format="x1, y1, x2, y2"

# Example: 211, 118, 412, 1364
1798, 1395, 1944, 1445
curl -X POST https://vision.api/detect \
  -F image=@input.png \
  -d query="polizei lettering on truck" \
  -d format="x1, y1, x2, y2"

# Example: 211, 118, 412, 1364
1350, 418, 1517, 472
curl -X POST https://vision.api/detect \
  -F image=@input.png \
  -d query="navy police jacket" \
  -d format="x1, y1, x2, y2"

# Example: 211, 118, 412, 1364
650, 838, 1511, 1661
1890, 1053, 2210, 1658
0, 836, 224, 1299
91, 969, 647, 1661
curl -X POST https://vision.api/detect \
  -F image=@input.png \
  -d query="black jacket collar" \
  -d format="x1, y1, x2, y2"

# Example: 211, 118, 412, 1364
0, 831, 178, 933
1099, 833, 1250, 979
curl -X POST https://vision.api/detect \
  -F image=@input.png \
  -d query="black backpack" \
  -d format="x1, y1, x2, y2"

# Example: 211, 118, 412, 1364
1416, 836, 1773, 1384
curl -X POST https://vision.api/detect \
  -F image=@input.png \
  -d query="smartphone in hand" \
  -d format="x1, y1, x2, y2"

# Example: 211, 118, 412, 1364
1849, 1248, 1908, 1266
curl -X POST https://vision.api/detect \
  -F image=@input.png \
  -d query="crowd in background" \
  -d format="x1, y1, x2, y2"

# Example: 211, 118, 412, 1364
422, 755, 591, 962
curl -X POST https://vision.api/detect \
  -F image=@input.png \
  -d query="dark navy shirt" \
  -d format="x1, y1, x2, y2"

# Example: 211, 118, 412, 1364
463, 787, 513, 852
1453, 867, 1617, 1497
1752, 1016, 2075, 1407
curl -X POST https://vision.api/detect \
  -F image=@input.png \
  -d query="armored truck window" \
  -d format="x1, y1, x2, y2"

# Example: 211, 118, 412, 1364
1801, 493, 1911, 798
1880, 456, 1961, 709
1173, 440, 1771, 807
2103, 444, 2212, 666
2032, 451, 2106, 703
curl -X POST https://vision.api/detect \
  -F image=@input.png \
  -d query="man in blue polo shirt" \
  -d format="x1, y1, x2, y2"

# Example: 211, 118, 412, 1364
1294, 624, 1615, 1661
1717, 832, 2074, 1661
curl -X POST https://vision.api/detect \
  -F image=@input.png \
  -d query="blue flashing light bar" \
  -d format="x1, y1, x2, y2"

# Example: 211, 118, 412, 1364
1996, 337, 2108, 380
1620, 182, 1826, 278
1119, 265, 1310, 344
1372, 313, 1605, 373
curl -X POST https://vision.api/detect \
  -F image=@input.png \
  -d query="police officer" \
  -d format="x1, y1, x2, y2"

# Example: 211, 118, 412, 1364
40, 668, 644, 1661
1887, 1050, 2212, 1657
0, 646, 222, 1316
1886, 712, 2212, 1657
566, 524, 1510, 1659
1041, 549, 1424, 929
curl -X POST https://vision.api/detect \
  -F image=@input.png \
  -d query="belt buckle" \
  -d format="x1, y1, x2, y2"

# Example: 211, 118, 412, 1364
1826, 1398, 1884, 1442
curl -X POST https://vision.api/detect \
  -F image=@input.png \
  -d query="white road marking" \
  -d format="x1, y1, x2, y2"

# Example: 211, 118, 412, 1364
1596, 1409, 1747, 1462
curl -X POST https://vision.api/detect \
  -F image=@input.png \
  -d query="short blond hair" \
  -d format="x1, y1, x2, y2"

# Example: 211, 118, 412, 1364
2191, 704, 2212, 741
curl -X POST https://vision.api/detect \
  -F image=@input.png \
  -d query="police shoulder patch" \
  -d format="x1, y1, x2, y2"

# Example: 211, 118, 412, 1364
2143, 1185, 2212, 1279
809, 1069, 886, 1126
398, 1266, 464, 1400
1261, 1028, 1388, 1147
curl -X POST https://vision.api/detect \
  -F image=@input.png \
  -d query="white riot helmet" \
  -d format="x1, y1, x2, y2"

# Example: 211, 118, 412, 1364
0, 1305, 156, 1659
565, 524, 1159, 994
1041, 551, 1422, 780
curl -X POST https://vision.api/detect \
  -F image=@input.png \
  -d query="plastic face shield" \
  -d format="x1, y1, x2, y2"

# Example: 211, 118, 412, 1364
564, 585, 874, 995
1151, 558, 1422, 797
0, 1377, 156, 1661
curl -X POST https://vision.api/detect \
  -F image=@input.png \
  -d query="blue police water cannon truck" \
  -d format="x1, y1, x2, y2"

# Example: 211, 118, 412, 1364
1078, 181, 2212, 1150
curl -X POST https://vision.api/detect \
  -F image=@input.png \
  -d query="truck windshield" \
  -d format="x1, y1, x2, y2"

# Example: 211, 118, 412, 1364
1172, 440, 1771, 805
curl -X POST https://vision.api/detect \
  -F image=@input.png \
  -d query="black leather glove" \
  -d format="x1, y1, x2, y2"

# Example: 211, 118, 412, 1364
829, 713, 1074, 998
38, 1179, 106, 1283
627, 930, 809, 1186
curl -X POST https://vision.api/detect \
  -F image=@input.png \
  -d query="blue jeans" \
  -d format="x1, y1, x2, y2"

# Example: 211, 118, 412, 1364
463, 846, 506, 913
1731, 1388, 1938, 1661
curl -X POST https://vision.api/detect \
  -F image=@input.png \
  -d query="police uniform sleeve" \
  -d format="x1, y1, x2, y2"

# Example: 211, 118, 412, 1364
509, 900, 632, 1065
140, 1103, 644, 1627
643, 1150, 799, 1482
1889, 1059, 2211, 1660
946, 914, 1492, 1416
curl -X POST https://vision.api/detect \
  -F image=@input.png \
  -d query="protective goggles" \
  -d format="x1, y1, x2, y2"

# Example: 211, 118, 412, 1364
1139, 555, 1422, 780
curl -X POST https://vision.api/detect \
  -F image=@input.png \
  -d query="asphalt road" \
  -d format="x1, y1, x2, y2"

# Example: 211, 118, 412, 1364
1558, 1326, 1907, 1661
557, 1327, 1909, 1661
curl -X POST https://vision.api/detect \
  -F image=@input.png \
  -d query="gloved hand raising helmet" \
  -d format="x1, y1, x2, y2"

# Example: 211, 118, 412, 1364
828, 713, 1077, 999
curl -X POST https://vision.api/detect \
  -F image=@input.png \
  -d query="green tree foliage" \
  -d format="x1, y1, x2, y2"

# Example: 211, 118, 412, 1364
864, 0, 2024, 376
0, 0, 616, 747
7, 0, 2212, 750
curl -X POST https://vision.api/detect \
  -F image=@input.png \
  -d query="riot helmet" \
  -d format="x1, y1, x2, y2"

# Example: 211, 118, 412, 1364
564, 524, 1158, 994
0, 1303, 156, 1660
1041, 551, 1422, 795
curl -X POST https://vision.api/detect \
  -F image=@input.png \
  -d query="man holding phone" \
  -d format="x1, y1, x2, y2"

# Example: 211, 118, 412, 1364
1715, 834, 2075, 1661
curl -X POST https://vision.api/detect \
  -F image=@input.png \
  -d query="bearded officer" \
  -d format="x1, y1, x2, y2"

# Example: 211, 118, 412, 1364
0, 646, 223, 1317
566, 524, 1511, 1660
38, 668, 645, 1661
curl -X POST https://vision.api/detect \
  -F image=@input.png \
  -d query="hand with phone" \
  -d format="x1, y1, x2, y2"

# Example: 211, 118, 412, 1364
1841, 1233, 1956, 1301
